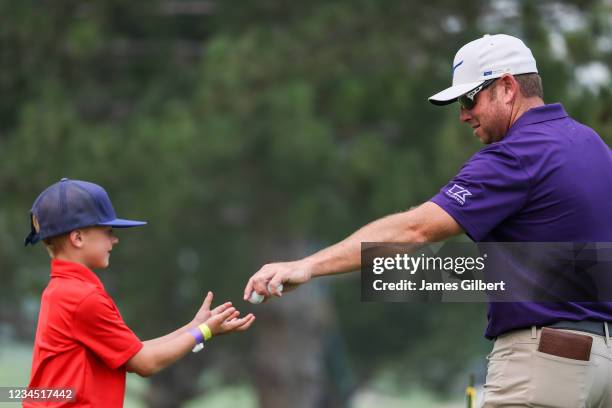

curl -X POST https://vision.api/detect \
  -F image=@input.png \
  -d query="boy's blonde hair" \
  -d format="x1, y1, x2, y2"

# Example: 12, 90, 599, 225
43, 234, 69, 258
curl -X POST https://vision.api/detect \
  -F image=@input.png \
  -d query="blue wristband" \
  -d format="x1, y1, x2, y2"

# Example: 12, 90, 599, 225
189, 327, 205, 353
189, 327, 204, 345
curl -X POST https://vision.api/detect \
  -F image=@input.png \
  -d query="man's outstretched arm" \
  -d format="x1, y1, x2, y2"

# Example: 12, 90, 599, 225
243, 201, 462, 300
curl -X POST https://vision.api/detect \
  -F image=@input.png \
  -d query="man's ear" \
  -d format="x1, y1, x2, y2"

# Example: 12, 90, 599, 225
500, 74, 519, 103
68, 230, 85, 249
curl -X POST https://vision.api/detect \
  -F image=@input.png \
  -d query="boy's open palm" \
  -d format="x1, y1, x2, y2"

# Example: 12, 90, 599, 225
205, 304, 255, 336
193, 291, 234, 324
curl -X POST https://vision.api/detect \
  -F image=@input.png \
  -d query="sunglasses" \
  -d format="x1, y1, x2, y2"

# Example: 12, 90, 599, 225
458, 79, 497, 110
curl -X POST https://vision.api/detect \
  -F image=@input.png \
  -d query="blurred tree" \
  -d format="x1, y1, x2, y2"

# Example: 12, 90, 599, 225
0, 0, 610, 406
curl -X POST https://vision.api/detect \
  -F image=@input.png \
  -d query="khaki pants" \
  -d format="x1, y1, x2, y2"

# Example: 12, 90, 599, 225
483, 325, 612, 408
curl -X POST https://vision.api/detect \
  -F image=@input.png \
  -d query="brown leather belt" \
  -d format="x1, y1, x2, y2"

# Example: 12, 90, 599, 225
547, 320, 608, 337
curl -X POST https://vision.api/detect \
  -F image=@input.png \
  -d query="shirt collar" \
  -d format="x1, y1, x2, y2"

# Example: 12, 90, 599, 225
509, 103, 568, 131
50, 259, 105, 289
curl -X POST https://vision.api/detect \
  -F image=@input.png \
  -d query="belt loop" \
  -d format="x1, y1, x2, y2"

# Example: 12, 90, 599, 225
605, 322, 611, 348
531, 325, 537, 339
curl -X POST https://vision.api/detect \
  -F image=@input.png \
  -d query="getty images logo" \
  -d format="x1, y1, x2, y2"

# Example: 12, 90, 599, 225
445, 184, 472, 205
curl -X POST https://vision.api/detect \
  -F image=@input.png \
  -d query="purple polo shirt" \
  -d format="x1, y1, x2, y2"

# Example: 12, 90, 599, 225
430, 103, 612, 338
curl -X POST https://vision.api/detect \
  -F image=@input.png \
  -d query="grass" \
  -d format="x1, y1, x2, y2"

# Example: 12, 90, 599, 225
0, 341, 469, 408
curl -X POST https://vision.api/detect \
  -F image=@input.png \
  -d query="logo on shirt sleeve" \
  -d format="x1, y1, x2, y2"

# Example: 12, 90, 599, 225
445, 184, 472, 205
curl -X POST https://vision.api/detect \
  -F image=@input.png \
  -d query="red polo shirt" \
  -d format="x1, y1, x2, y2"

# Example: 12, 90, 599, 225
25, 259, 143, 407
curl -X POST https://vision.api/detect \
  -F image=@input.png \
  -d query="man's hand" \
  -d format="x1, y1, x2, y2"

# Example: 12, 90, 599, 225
204, 304, 255, 336
192, 291, 233, 325
243, 259, 313, 302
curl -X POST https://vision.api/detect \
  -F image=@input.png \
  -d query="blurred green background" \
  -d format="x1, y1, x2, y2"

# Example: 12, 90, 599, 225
0, 0, 610, 407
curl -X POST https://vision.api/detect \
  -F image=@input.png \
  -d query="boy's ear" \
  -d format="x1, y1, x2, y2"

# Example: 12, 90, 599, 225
68, 230, 85, 248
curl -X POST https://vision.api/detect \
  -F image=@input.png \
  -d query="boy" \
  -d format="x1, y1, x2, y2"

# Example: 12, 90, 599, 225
23, 178, 255, 407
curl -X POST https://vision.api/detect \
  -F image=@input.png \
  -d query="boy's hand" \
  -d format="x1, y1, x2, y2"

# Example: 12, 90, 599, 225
193, 291, 232, 325
205, 304, 255, 336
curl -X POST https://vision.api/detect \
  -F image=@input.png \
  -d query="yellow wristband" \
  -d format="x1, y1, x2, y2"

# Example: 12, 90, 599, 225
198, 323, 212, 341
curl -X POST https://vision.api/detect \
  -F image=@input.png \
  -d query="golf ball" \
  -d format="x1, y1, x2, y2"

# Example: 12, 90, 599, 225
249, 291, 265, 304
268, 283, 284, 294
248, 284, 284, 304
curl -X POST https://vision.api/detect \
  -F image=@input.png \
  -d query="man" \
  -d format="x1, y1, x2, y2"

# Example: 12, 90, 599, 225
244, 34, 612, 407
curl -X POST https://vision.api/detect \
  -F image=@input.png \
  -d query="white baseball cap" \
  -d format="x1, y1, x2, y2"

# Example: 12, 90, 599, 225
429, 34, 538, 106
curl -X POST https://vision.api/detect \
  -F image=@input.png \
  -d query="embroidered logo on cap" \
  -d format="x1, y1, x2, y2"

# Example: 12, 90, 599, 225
32, 214, 40, 233
452, 60, 464, 75
445, 184, 472, 205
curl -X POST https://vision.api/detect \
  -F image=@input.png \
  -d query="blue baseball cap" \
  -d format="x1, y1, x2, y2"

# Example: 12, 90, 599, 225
25, 178, 147, 246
